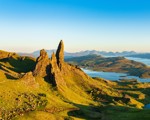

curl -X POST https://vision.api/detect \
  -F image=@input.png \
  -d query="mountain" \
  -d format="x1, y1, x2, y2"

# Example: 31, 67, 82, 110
0, 41, 150, 120
18, 50, 137, 58
66, 54, 150, 78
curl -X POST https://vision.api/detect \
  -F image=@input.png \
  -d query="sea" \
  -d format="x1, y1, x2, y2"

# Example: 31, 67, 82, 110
82, 57, 150, 83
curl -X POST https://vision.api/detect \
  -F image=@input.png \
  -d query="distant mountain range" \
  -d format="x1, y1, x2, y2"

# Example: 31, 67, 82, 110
18, 50, 139, 58
18, 49, 150, 59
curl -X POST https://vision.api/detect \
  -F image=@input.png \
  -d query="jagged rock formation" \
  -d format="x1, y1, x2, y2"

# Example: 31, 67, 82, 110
50, 52, 66, 87
33, 49, 50, 78
56, 40, 64, 68
33, 40, 91, 92
33, 41, 67, 88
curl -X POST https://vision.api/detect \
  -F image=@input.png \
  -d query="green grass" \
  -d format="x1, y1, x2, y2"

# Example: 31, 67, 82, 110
0, 54, 150, 120
102, 106, 150, 120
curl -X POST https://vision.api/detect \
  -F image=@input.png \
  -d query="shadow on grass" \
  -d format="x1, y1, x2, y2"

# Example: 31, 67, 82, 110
0, 57, 36, 73
67, 103, 102, 120
100, 105, 150, 120
5, 73, 18, 80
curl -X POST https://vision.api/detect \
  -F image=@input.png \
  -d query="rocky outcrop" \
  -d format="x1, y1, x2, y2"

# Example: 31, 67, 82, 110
49, 52, 58, 86
49, 40, 90, 89
0, 50, 17, 59
21, 72, 39, 88
33, 49, 50, 78
32, 41, 66, 87
56, 40, 64, 68
32, 40, 90, 91
49, 52, 66, 87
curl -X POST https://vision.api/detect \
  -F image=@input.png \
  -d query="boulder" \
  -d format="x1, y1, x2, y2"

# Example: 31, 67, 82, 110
21, 72, 39, 88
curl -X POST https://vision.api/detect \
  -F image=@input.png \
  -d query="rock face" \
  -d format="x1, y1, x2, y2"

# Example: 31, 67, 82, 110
56, 40, 64, 68
49, 41, 67, 87
50, 52, 66, 87
33, 41, 66, 86
33, 49, 50, 78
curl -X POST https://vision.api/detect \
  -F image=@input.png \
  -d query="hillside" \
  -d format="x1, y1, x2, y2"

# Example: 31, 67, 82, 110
66, 54, 150, 78
0, 41, 150, 120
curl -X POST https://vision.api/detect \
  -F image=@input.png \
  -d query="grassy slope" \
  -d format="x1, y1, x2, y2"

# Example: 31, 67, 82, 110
0, 55, 36, 73
0, 54, 150, 119
0, 55, 73, 119
0, 76, 76, 120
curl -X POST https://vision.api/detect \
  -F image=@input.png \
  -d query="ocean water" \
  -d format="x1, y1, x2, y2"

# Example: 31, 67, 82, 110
126, 57, 150, 66
82, 57, 150, 83
144, 104, 150, 109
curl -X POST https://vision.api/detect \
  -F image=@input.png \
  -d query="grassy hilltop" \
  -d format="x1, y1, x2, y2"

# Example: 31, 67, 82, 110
0, 41, 150, 120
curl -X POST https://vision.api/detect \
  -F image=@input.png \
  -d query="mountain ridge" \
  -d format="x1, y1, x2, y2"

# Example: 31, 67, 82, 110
18, 50, 137, 58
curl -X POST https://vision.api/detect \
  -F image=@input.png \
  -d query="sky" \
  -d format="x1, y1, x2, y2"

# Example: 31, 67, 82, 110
0, 0, 150, 53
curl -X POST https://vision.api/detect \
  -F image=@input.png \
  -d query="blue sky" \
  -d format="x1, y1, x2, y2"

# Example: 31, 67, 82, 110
0, 0, 150, 53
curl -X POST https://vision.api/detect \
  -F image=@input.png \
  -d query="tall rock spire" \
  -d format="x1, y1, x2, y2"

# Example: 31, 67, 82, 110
50, 52, 66, 87
56, 40, 64, 66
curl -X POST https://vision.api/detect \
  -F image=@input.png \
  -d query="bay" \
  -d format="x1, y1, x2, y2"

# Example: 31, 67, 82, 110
126, 57, 150, 66
82, 57, 150, 83
83, 69, 150, 83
